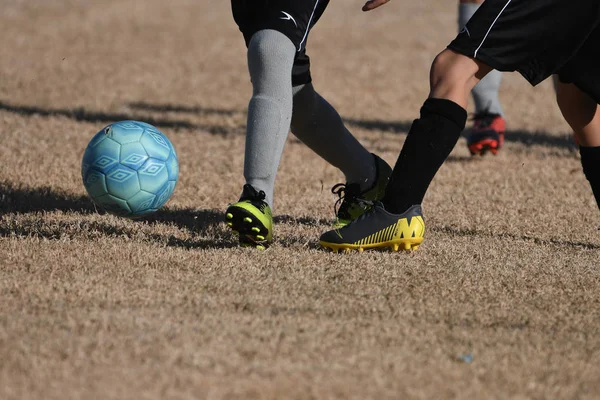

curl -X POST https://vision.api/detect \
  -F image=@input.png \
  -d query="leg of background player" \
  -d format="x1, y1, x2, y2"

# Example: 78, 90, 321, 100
459, 0, 506, 156
556, 81, 600, 208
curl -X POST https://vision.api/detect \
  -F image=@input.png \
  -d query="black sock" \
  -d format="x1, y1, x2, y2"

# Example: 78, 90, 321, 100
580, 145, 600, 209
383, 98, 467, 214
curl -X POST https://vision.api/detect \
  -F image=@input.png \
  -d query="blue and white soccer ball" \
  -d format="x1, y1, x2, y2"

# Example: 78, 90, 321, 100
81, 121, 179, 218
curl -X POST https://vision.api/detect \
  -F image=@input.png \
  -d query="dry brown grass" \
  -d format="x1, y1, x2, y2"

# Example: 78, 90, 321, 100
1, 1, 599, 399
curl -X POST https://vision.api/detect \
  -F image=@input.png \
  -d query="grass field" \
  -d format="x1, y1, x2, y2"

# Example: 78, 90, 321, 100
1, 1, 599, 399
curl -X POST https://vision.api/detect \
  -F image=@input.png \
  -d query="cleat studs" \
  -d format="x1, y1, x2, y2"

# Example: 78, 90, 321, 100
226, 222, 233, 227
413, 245, 420, 251
392, 244, 399, 251
232, 230, 239, 235
256, 245, 266, 250
226, 213, 233, 219
243, 217, 252, 223
402, 242, 411, 251
256, 235, 265, 240
358, 247, 364, 253
251, 227, 260, 233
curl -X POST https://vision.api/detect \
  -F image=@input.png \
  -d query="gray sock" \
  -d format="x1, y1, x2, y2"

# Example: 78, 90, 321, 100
459, 3, 504, 116
243, 30, 296, 208
291, 83, 376, 190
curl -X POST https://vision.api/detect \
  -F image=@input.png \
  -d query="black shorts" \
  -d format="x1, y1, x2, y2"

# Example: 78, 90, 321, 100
448, 0, 600, 103
231, 0, 330, 86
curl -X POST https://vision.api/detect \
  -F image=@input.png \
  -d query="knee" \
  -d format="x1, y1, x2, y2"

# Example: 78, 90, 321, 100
430, 50, 471, 93
247, 30, 295, 78
429, 49, 488, 100
556, 82, 597, 128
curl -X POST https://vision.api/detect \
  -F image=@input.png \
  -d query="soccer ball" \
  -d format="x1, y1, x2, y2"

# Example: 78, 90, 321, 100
81, 120, 179, 217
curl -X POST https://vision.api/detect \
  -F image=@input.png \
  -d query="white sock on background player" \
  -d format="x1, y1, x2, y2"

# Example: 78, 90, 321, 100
243, 30, 295, 208
459, 3, 504, 116
291, 83, 376, 191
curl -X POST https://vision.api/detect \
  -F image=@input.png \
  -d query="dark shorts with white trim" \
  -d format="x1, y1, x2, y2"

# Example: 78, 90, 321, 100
448, 0, 600, 103
231, 0, 330, 86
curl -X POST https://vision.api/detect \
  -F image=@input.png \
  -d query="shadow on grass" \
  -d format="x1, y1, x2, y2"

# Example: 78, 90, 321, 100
0, 101, 238, 135
0, 181, 231, 246
1, 182, 594, 250
0, 182, 97, 215
0, 217, 240, 250
128, 102, 577, 151
0, 181, 331, 249
128, 102, 239, 116
273, 214, 332, 226
431, 225, 599, 250
346, 118, 577, 152
0, 99, 577, 150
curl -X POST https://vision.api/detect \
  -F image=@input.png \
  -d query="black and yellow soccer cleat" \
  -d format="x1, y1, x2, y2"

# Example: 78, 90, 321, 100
225, 184, 273, 249
332, 154, 392, 228
320, 202, 425, 253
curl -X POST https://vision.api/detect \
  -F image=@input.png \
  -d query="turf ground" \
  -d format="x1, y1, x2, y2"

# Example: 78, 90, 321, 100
1, 1, 599, 399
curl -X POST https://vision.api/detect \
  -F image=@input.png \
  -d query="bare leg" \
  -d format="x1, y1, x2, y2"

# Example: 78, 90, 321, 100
556, 82, 600, 146
382, 49, 492, 213
556, 81, 600, 208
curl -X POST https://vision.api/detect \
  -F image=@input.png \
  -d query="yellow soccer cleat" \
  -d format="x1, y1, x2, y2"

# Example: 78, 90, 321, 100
320, 202, 424, 253
225, 184, 273, 248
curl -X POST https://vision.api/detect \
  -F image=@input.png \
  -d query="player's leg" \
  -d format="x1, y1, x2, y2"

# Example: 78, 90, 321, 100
290, 83, 392, 227
235, 0, 331, 211
229, 0, 376, 246
379, 50, 490, 212
459, 0, 506, 156
226, 0, 303, 247
319, 50, 488, 252
319, 0, 600, 252
224, 28, 296, 248
241, 29, 295, 209
278, 0, 391, 227
556, 81, 600, 208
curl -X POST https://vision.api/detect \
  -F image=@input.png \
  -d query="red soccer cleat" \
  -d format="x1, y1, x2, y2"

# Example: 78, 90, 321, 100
466, 113, 506, 156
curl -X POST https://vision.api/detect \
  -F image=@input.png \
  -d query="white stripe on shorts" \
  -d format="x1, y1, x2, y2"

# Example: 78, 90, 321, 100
474, 0, 512, 58
298, 0, 320, 52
